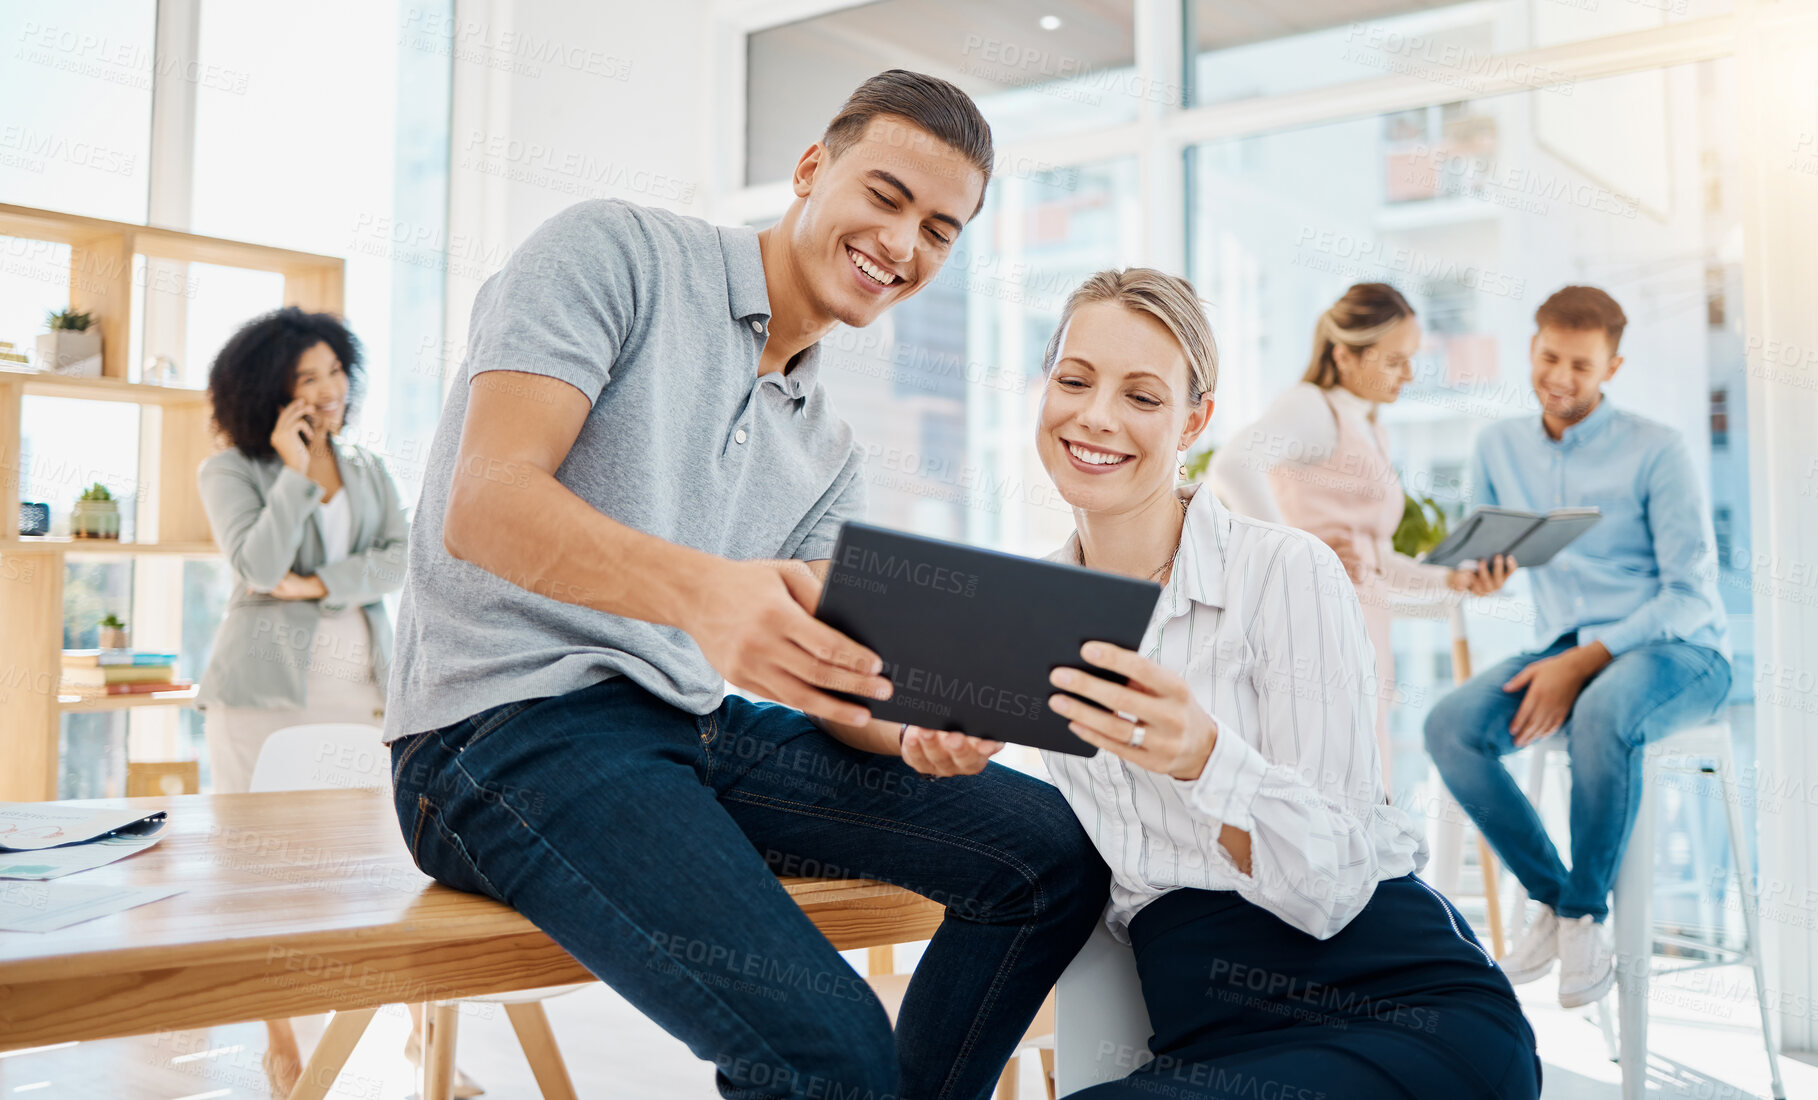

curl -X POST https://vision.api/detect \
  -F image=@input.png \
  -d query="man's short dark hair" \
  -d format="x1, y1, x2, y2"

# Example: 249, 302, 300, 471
823, 69, 994, 217
1536, 285, 1628, 354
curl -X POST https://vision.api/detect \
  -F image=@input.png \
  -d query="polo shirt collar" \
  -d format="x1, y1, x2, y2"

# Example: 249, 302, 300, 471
717, 224, 821, 404
718, 224, 769, 324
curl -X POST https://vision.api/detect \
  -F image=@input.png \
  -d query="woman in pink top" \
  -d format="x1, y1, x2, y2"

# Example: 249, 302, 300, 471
1211, 283, 1512, 777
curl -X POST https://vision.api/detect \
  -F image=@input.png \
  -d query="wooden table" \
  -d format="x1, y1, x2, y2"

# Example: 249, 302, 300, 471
0, 789, 946, 1093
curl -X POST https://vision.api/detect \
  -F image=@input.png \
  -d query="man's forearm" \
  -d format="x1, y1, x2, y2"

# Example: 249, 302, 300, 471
444, 464, 715, 628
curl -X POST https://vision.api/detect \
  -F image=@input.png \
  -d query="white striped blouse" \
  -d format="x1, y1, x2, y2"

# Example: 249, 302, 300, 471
1040, 483, 1427, 941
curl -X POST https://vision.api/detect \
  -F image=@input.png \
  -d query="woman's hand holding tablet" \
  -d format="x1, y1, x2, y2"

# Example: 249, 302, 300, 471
1046, 640, 1254, 873
1046, 642, 1219, 781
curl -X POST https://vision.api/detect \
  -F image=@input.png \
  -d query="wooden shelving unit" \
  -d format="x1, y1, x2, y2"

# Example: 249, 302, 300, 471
57, 686, 202, 713
0, 203, 344, 801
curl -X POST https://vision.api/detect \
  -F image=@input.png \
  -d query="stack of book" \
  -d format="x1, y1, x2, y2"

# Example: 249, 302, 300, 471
60, 650, 191, 697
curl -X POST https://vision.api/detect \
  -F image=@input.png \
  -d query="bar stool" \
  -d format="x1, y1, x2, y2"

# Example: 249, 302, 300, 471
1504, 720, 1784, 1100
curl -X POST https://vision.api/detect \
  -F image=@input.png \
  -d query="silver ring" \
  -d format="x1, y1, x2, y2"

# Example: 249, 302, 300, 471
1129, 722, 1146, 748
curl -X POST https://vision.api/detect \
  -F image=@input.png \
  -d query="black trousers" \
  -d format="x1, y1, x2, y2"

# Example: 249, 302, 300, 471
1072, 875, 1541, 1100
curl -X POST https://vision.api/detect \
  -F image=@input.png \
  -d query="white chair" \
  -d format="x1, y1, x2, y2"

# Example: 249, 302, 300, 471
249, 722, 393, 792
1053, 921, 1152, 1096
250, 723, 588, 1100
1505, 720, 1785, 1100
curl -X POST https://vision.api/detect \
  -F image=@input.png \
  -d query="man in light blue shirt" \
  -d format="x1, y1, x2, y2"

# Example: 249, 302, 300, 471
1426, 286, 1731, 1010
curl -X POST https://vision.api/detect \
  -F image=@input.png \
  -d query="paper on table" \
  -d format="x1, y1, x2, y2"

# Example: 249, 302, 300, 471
0, 880, 183, 933
0, 803, 168, 851
0, 830, 165, 880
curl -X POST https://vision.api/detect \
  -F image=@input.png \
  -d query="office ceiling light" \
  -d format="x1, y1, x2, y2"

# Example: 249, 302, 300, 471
1039, 14, 1062, 30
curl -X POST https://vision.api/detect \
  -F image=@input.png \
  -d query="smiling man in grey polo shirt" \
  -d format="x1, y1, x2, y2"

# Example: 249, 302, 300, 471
383, 71, 1109, 1100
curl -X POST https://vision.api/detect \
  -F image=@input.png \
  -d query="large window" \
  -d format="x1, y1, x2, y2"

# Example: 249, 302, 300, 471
1187, 0, 1733, 107
192, 0, 452, 500
1, 1, 453, 797
1186, 59, 1749, 798
0, 1, 157, 223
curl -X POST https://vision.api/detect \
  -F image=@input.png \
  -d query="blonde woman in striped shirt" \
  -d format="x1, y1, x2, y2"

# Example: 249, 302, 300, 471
1032, 269, 1538, 1099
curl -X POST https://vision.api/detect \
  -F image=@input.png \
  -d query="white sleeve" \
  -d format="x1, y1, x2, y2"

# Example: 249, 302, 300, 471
1374, 537, 1459, 606
1208, 383, 1339, 525
1171, 532, 1424, 940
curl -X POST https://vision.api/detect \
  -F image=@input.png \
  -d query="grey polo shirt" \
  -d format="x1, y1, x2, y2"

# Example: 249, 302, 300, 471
383, 199, 866, 744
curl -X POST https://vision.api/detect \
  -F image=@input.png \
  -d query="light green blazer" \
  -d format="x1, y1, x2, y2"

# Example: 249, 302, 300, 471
195, 439, 409, 710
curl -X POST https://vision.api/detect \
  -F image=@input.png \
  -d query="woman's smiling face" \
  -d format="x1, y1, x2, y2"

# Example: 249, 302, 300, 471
1037, 300, 1212, 513
290, 340, 349, 436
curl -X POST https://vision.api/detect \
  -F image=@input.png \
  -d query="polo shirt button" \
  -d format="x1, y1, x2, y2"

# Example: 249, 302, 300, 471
751, 320, 765, 335
735, 429, 748, 444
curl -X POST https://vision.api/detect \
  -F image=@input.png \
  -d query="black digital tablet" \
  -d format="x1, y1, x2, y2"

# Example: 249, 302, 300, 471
815, 522, 1162, 757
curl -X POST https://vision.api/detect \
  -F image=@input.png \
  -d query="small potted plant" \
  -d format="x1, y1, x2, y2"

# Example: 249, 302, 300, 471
1393, 493, 1451, 558
72, 482, 121, 539
37, 308, 102, 377
97, 613, 130, 650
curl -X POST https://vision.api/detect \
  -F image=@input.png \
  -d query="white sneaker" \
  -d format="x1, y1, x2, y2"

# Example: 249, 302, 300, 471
1557, 913, 1615, 1008
1501, 903, 1559, 985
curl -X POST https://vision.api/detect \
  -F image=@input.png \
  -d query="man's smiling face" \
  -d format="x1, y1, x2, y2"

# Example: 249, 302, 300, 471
787, 114, 986, 330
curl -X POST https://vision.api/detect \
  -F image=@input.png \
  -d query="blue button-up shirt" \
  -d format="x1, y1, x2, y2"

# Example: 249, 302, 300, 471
1469, 399, 1729, 659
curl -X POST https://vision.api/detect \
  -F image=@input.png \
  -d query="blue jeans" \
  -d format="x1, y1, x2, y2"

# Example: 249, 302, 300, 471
1424, 634, 1731, 921
389, 676, 1110, 1100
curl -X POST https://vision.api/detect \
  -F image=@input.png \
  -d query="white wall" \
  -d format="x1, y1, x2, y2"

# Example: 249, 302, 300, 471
440, 0, 712, 378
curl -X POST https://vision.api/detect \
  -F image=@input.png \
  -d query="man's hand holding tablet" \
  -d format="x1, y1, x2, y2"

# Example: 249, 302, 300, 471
900, 727, 1005, 777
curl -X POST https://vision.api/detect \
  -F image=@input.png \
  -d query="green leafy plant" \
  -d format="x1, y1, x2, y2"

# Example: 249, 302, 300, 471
78, 482, 113, 502
98, 612, 126, 630
46, 309, 95, 332
1393, 493, 1450, 558
1181, 446, 1216, 483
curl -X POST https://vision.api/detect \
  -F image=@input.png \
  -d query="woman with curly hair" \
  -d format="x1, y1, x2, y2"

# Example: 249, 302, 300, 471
198, 308, 475, 1095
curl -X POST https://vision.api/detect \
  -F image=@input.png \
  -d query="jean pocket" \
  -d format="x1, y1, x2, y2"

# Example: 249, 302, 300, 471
390, 731, 434, 790
453, 697, 542, 755
410, 792, 507, 903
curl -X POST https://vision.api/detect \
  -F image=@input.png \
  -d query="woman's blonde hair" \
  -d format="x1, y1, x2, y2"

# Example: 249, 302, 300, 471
1042, 268, 1218, 406
1302, 282, 1415, 389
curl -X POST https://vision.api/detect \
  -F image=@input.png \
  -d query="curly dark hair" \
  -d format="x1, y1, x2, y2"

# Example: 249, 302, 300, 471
207, 307, 364, 461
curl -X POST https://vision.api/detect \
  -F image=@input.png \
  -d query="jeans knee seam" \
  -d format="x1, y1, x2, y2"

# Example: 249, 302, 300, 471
932, 921, 1034, 1100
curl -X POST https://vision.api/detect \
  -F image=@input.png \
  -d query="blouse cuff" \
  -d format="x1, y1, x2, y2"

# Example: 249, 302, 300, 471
1175, 717, 1271, 833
